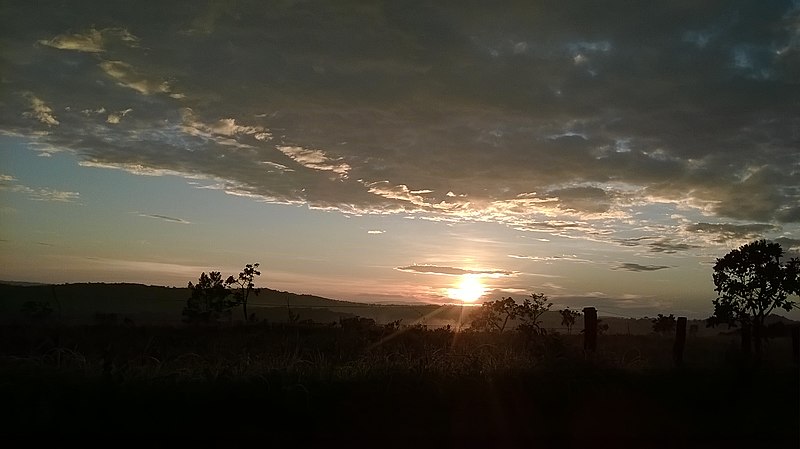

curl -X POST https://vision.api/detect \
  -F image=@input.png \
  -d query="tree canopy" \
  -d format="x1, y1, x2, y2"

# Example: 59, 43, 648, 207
470, 293, 552, 334
183, 271, 233, 324
709, 240, 800, 354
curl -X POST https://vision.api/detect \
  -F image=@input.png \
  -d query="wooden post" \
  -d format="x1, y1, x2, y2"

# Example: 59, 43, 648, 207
792, 325, 799, 364
673, 317, 687, 367
583, 307, 597, 353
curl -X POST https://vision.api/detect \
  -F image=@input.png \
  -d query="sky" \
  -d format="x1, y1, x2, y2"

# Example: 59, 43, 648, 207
1, 0, 799, 318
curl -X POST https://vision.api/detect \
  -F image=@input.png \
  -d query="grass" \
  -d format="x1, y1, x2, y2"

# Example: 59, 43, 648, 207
0, 323, 797, 447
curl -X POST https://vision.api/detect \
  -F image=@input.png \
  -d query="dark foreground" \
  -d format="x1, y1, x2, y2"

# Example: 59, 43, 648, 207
1, 324, 797, 448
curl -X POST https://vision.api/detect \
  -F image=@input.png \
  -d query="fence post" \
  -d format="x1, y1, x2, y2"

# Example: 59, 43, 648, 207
583, 307, 597, 353
673, 317, 687, 367
792, 325, 799, 364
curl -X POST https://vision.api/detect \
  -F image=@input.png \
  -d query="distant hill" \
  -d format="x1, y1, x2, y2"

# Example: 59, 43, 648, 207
2, 282, 796, 333
0, 282, 371, 325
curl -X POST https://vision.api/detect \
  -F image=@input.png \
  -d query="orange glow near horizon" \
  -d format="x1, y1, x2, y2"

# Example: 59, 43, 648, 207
446, 274, 486, 303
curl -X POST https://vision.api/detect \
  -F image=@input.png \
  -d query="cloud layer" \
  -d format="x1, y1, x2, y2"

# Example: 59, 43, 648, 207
2, 1, 799, 249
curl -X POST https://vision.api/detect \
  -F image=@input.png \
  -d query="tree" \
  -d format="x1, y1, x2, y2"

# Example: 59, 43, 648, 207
651, 313, 676, 335
470, 293, 552, 334
225, 263, 261, 321
559, 308, 581, 334
470, 297, 521, 333
708, 240, 800, 356
517, 293, 553, 336
183, 271, 234, 324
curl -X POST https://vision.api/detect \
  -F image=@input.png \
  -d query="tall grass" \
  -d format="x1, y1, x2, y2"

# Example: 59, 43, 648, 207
0, 323, 796, 446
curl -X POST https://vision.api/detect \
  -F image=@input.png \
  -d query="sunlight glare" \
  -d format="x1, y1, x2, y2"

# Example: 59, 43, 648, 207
447, 274, 486, 303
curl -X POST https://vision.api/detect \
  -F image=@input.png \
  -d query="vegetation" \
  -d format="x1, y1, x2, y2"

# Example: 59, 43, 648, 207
182, 263, 261, 324
651, 314, 677, 335
708, 240, 800, 356
2, 246, 799, 445
0, 322, 796, 444
182, 271, 233, 324
559, 308, 581, 334
225, 263, 261, 321
469, 293, 552, 334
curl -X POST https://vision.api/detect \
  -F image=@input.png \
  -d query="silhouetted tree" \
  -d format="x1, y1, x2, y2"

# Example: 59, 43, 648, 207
225, 263, 261, 321
559, 308, 581, 334
651, 313, 677, 335
470, 297, 520, 333
708, 240, 800, 357
183, 271, 233, 324
517, 293, 553, 336
471, 293, 552, 334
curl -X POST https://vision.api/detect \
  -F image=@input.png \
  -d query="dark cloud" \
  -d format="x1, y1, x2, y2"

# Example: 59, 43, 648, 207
546, 186, 612, 214
685, 222, 778, 242
2, 0, 799, 243
617, 237, 699, 254
396, 265, 514, 277
614, 263, 671, 272
774, 237, 800, 251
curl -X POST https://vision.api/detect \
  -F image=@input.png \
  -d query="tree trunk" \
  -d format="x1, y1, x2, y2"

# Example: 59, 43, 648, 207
740, 322, 751, 355
752, 319, 763, 363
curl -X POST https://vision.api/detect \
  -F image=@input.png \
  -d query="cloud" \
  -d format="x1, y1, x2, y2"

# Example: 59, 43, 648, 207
367, 230, 385, 234
0, 175, 79, 202
774, 237, 800, 252
22, 94, 59, 126
618, 237, 700, 254
508, 254, 592, 263
106, 108, 132, 124
38, 27, 138, 53
396, 265, 514, 277
546, 186, 613, 214
138, 213, 191, 224
99, 61, 172, 96
614, 263, 672, 272
684, 222, 779, 243
277, 146, 350, 176
2, 1, 800, 249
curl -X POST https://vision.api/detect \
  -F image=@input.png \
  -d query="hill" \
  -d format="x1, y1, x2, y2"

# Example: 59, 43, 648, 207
2, 282, 795, 334
0, 282, 370, 325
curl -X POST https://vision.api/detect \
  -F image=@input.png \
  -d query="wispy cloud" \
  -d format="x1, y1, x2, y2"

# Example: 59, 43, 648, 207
138, 213, 191, 224
508, 254, 592, 263
0, 174, 79, 202
614, 263, 672, 272
277, 146, 350, 176
396, 264, 515, 277
38, 27, 138, 53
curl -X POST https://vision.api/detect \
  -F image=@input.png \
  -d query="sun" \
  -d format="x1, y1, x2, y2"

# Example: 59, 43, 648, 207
447, 274, 486, 303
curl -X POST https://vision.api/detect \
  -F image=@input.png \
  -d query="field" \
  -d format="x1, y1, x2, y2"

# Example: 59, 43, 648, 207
0, 322, 797, 448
